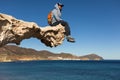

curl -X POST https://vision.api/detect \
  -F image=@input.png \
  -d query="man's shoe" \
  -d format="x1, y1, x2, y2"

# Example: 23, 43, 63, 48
66, 36, 75, 43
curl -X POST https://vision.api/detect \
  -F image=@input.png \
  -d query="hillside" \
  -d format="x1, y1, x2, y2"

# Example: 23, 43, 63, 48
0, 45, 103, 62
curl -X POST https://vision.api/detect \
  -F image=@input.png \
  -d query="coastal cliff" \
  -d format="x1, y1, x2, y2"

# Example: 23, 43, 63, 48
0, 45, 103, 62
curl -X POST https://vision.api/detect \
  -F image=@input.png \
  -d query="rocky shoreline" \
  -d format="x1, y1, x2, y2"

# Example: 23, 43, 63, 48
0, 45, 103, 62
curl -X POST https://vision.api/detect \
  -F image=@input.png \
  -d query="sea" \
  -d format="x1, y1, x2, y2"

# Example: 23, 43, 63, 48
0, 60, 120, 80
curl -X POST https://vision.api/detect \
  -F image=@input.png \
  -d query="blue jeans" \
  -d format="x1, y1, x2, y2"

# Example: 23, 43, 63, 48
50, 20, 71, 36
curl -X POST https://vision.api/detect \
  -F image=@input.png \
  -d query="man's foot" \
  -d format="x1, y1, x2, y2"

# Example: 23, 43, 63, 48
66, 36, 75, 43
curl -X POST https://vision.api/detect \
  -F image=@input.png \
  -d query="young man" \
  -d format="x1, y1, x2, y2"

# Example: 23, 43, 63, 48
48, 3, 75, 42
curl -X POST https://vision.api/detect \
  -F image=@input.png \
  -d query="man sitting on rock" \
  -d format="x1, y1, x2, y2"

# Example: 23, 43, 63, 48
47, 3, 75, 43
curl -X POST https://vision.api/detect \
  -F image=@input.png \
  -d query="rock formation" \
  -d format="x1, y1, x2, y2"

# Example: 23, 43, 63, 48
0, 13, 65, 47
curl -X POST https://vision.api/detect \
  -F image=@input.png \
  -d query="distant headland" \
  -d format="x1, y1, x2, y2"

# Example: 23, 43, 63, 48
0, 45, 103, 62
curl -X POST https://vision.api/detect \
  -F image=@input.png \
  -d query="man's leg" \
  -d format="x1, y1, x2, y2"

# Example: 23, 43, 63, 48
59, 20, 71, 36
50, 20, 71, 35
59, 20, 75, 42
51, 20, 71, 36
50, 20, 75, 42
50, 21, 60, 26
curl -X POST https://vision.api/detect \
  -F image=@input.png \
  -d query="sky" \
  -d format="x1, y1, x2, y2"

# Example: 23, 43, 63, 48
0, 0, 120, 59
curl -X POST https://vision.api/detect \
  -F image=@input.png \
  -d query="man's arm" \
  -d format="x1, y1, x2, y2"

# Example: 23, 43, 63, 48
52, 9, 62, 21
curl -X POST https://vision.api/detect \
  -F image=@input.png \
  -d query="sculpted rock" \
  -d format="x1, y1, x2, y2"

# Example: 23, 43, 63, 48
0, 13, 65, 47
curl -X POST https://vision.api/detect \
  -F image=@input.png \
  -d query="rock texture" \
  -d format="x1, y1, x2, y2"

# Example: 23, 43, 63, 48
0, 45, 103, 62
0, 13, 65, 47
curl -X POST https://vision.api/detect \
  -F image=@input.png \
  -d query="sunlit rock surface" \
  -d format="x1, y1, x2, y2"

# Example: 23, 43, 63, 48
0, 13, 65, 47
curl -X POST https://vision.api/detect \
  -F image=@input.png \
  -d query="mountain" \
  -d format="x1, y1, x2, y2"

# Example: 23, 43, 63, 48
0, 45, 103, 62
79, 54, 103, 60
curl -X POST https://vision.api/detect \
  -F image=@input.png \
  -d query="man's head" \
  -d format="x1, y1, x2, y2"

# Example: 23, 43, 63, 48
57, 3, 64, 10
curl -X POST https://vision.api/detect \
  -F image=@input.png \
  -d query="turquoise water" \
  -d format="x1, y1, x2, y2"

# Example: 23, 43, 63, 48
0, 60, 120, 80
